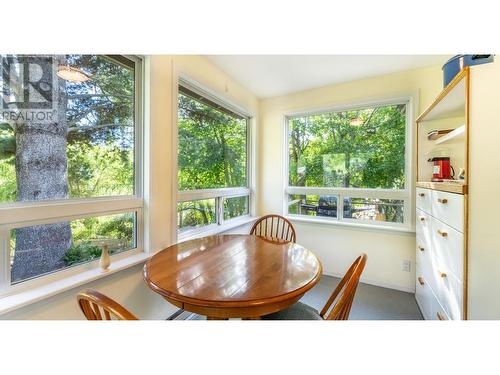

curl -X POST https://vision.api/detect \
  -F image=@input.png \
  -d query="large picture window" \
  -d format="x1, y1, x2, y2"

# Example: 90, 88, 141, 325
177, 81, 251, 237
285, 99, 411, 228
0, 55, 143, 290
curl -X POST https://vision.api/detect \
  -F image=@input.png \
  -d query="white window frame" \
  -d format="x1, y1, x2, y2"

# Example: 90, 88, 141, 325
0, 55, 146, 301
283, 96, 415, 232
174, 76, 254, 242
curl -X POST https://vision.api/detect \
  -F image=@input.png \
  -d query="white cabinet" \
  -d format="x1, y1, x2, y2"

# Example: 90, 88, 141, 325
415, 188, 465, 320
416, 61, 500, 319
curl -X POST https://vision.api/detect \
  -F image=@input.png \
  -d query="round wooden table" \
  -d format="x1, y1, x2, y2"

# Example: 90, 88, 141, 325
143, 234, 322, 319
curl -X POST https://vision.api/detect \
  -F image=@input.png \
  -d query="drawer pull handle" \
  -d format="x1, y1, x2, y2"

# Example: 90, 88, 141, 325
419, 216, 426, 222
418, 193, 425, 197
418, 277, 425, 285
418, 245, 425, 252
437, 229, 448, 237
437, 198, 448, 204
437, 312, 446, 320
439, 271, 447, 278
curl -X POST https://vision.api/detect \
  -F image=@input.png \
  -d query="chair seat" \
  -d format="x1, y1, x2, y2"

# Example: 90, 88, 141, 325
262, 302, 322, 320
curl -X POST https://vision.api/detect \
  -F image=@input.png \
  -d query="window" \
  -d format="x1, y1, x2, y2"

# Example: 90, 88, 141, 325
285, 99, 411, 228
0, 55, 143, 291
177, 81, 251, 237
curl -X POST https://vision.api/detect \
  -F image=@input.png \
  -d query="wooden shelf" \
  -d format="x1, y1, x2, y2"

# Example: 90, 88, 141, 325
434, 125, 466, 145
416, 181, 467, 194
417, 68, 468, 123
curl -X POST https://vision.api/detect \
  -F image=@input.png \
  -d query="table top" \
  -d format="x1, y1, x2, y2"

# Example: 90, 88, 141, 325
143, 234, 322, 310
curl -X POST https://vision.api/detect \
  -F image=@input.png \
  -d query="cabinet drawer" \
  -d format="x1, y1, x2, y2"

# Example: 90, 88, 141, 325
416, 209, 432, 245
415, 235, 431, 274
431, 216, 464, 281
431, 190, 464, 232
415, 268, 451, 321
416, 188, 432, 214
415, 267, 432, 320
430, 260, 463, 320
430, 291, 451, 321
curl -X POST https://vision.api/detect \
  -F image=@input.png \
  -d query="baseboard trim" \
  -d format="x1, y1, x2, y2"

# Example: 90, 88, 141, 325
322, 271, 415, 294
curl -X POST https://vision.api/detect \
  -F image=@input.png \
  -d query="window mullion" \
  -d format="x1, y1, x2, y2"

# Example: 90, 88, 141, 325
217, 197, 224, 226
338, 193, 344, 221
0, 229, 11, 293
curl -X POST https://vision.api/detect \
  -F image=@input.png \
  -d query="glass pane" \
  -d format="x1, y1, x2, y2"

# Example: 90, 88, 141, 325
177, 199, 216, 233
288, 104, 406, 189
223, 195, 249, 220
178, 91, 247, 190
344, 198, 404, 223
10, 212, 136, 284
0, 55, 136, 204
288, 194, 339, 218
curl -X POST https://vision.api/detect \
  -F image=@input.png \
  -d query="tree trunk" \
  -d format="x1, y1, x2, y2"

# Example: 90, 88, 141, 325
11, 56, 72, 282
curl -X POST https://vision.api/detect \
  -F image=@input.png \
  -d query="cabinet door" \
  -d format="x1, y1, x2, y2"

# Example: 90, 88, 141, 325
416, 188, 432, 214
431, 216, 464, 281
430, 256, 463, 320
431, 190, 464, 232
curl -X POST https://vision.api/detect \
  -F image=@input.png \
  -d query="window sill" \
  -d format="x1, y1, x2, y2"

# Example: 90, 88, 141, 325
0, 252, 150, 316
286, 215, 415, 235
178, 216, 257, 242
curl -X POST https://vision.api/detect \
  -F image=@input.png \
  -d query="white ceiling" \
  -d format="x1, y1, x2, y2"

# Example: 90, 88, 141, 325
206, 55, 450, 98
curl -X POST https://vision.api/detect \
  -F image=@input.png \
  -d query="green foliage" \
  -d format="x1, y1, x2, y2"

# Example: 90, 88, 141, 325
176, 92, 249, 230
0, 123, 16, 202
178, 93, 247, 190
177, 199, 216, 231
63, 213, 135, 265
289, 104, 406, 189
62, 243, 103, 266
223, 196, 248, 220
67, 142, 133, 197
0, 156, 16, 202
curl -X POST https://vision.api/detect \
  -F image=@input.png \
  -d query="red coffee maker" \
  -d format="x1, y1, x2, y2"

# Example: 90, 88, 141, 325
428, 157, 454, 181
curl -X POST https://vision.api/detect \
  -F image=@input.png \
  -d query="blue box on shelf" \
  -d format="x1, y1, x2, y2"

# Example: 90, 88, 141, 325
442, 54, 494, 87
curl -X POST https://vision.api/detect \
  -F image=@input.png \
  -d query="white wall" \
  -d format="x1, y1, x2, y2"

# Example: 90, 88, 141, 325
1, 55, 259, 320
467, 61, 500, 319
258, 65, 444, 292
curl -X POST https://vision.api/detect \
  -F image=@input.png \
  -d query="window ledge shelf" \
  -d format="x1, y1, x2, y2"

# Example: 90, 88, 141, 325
178, 216, 257, 243
286, 215, 415, 235
0, 252, 150, 316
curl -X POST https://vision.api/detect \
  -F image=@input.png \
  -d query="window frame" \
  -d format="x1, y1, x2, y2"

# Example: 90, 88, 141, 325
0, 55, 145, 297
283, 96, 415, 232
174, 76, 254, 241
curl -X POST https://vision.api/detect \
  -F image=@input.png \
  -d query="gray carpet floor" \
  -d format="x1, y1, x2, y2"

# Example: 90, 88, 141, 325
300, 275, 423, 320
181, 275, 423, 320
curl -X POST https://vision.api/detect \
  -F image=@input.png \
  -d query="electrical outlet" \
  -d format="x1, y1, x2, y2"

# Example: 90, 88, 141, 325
402, 260, 411, 272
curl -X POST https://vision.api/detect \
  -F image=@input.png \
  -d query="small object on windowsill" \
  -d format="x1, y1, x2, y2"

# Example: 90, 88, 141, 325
427, 129, 453, 141
100, 244, 111, 271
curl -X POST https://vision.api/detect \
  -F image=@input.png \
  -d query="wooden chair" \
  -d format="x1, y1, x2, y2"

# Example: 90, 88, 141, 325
77, 289, 138, 320
262, 254, 367, 320
250, 214, 296, 243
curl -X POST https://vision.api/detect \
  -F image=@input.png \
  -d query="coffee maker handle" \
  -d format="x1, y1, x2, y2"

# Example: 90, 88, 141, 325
450, 165, 455, 179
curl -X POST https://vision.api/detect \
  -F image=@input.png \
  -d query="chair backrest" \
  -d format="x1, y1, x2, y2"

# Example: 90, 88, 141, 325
250, 214, 296, 243
77, 289, 138, 320
319, 254, 367, 320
